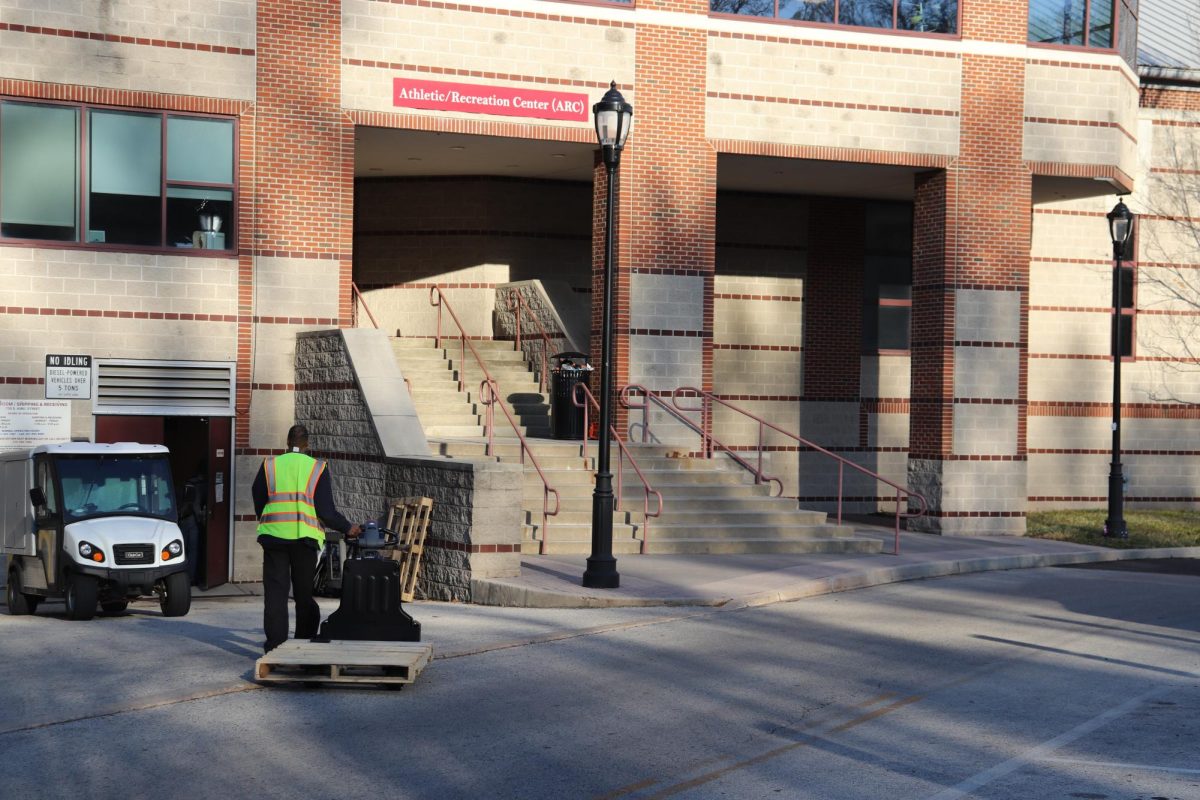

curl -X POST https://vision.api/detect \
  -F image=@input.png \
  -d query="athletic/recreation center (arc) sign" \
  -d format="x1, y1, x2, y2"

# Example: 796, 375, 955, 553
393, 78, 588, 122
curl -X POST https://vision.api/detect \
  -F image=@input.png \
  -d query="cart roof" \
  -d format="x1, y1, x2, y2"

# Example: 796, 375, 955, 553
31, 442, 169, 456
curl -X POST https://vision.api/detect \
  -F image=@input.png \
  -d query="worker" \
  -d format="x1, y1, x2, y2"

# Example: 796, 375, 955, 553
252, 424, 361, 653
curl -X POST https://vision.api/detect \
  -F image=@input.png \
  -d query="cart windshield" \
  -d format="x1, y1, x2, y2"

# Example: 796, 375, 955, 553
55, 455, 177, 523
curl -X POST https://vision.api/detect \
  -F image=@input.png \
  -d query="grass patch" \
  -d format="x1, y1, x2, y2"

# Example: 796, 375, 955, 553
1027, 509, 1200, 549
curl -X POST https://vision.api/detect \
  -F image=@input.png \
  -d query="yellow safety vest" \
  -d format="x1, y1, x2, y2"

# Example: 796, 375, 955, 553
257, 452, 326, 545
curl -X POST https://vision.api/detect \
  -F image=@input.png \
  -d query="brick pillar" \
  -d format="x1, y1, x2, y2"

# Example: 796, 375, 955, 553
804, 199, 865, 400
907, 3, 1031, 534
591, 9, 716, 435
234, 1, 355, 578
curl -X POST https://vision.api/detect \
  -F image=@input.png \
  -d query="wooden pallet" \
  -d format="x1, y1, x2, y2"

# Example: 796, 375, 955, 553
255, 639, 432, 686
383, 496, 433, 602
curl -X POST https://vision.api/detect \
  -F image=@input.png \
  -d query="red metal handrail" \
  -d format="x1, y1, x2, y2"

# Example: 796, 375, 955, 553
351, 281, 381, 330
429, 287, 561, 551
572, 382, 663, 554
620, 384, 927, 555
502, 291, 552, 393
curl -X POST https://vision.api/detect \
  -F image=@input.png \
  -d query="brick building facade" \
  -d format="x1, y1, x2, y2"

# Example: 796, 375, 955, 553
1, 0, 1196, 583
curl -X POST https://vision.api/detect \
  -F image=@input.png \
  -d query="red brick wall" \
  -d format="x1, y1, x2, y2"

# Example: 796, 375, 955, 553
910, 169, 954, 458
804, 198, 864, 400
1141, 86, 1200, 112
255, 0, 348, 256
961, 0, 1028, 43
618, 25, 717, 398
250, 0, 355, 441
910, 53, 1032, 459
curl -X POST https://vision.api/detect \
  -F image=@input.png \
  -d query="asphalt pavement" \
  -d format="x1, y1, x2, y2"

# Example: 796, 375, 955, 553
193, 520, 1200, 609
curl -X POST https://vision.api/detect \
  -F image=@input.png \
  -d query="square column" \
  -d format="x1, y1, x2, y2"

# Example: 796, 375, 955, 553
908, 54, 1032, 535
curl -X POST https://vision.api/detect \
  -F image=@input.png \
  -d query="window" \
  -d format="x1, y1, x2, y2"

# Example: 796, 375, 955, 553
712, 0, 958, 33
35, 458, 59, 516
0, 100, 235, 252
863, 202, 913, 353
1028, 0, 1137, 62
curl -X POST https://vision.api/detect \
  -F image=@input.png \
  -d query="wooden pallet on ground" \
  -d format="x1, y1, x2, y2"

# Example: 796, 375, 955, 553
383, 496, 433, 602
255, 639, 432, 686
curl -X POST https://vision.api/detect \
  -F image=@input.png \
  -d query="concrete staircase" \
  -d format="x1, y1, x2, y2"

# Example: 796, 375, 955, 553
391, 337, 552, 438
391, 336, 883, 556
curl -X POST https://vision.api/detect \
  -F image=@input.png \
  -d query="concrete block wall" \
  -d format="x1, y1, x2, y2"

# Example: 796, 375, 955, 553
341, 0, 633, 128
0, 0, 254, 99
712, 192, 807, 493
1024, 59, 1140, 180
1025, 90, 1200, 510
273, 329, 521, 599
707, 31, 961, 157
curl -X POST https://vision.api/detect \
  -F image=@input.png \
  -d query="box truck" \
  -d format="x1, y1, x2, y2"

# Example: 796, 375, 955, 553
3, 442, 191, 619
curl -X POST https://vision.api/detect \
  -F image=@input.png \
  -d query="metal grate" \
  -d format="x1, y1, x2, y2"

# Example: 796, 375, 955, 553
94, 359, 235, 416
113, 544, 155, 565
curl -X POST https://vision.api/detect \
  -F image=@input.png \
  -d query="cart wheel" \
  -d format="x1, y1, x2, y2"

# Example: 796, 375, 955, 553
65, 574, 98, 620
101, 600, 129, 615
160, 571, 191, 617
6, 568, 39, 615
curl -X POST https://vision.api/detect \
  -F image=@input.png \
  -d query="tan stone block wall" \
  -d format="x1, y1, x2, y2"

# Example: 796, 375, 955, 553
0, 0, 254, 99
0, 248, 237, 317
706, 31, 960, 156
341, 0, 633, 123
713, 294, 803, 347
860, 354, 910, 398
254, 257, 343, 320
630, 273, 704, 332
952, 405, 1019, 456
955, 347, 1021, 399
714, 349, 801, 397
868, 411, 909, 449
1024, 60, 1139, 177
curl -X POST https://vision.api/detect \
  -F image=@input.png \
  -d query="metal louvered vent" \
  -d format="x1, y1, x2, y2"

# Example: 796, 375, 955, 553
94, 360, 235, 416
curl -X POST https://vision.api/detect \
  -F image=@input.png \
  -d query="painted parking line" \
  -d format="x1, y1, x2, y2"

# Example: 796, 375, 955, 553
1037, 757, 1200, 776
923, 685, 1173, 800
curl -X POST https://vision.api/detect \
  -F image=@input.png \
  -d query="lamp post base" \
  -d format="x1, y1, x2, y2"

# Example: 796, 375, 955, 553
583, 476, 620, 589
1103, 466, 1127, 539
582, 556, 620, 589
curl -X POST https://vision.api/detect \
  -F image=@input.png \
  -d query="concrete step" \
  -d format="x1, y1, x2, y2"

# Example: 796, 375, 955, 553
391, 337, 438, 349
521, 524, 643, 556
434, 440, 588, 459
524, 482, 776, 501
637, 509, 829, 526
524, 469, 753, 488
640, 538, 882, 555
644, 523, 849, 540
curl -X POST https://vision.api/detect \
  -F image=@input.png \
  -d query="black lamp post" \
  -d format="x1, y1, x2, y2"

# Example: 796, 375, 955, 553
1104, 198, 1133, 539
583, 81, 633, 589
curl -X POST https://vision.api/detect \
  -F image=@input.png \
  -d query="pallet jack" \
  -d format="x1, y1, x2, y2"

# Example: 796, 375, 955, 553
254, 522, 428, 686
314, 521, 421, 642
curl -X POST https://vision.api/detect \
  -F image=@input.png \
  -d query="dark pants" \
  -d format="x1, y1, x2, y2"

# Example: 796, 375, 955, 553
260, 535, 320, 653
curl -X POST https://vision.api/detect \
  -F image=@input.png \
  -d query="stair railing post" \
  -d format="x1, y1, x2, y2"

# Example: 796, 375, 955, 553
894, 488, 902, 555
756, 420, 765, 485
514, 293, 523, 352
616, 440, 624, 510
458, 335, 466, 393
705, 393, 713, 458
837, 461, 844, 526
483, 379, 495, 458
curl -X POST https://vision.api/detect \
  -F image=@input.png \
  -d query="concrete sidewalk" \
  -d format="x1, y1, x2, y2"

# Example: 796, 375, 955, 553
195, 522, 1200, 610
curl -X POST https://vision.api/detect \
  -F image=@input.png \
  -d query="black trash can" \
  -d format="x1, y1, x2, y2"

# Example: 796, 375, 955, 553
550, 352, 591, 439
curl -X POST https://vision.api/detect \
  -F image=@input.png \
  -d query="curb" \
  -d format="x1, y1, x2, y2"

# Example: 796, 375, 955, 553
471, 547, 1200, 610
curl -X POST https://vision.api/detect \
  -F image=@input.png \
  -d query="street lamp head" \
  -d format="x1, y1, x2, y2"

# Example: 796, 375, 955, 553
593, 81, 633, 169
1107, 198, 1134, 249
